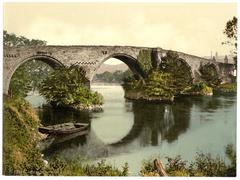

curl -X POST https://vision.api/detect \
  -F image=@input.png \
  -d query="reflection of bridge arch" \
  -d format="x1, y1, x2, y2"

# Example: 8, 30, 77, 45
90, 53, 146, 82
109, 111, 144, 146
6, 55, 63, 95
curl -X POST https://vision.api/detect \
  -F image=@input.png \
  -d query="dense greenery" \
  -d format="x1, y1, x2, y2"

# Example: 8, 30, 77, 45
140, 144, 236, 177
3, 96, 44, 175
39, 64, 103, 109
123, 51, 193, 100
159, 51, 193, 94
4, 30, 53, 97
145, 71, 175, 98
199, 63, 221, 87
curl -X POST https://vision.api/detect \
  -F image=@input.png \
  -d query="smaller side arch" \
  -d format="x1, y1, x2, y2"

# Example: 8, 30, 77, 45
5, 55, 64, 95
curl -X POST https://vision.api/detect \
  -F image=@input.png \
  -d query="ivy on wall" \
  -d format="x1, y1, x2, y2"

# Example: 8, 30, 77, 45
137, 49, 153, 75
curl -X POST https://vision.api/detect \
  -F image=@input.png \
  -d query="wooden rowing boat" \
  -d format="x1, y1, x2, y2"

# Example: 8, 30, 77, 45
38, 122, 89, 135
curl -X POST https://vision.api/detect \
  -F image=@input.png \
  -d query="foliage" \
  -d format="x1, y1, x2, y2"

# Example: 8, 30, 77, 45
137, 49, 153, 75
39, 64, 103, 107
4, 30, 47, 47
145, 71, 175, 98
140, 145, 236, 177
222, 17, 237, 69
199, 63, 222, 87
3, 97, 44, 175
190, 152, 227, 176
159, 51, 193, 94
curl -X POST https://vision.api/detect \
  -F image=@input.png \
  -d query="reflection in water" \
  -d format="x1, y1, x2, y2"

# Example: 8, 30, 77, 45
31, 86, 236, 174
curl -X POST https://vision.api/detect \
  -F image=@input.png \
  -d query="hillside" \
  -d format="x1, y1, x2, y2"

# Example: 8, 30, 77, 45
96, 63, 128, 74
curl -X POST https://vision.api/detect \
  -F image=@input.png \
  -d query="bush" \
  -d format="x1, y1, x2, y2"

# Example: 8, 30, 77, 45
145, 71, 175, 98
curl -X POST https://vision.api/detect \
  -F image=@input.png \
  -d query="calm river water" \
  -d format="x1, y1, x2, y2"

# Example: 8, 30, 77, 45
26, 85, 236, 175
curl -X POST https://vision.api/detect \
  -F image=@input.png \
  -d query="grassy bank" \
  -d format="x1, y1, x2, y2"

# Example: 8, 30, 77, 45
3, 96, 45, 175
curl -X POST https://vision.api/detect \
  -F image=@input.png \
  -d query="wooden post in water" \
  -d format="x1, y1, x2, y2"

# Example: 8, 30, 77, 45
154, 158, 168, 176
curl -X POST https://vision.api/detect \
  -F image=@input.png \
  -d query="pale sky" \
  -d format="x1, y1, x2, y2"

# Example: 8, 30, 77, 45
3, 3, 237, 65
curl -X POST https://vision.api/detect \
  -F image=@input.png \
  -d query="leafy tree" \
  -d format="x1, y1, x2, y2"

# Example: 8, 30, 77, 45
222, 17, 237, 68
159, 51, 193, 94
199, 63, 221, 87
39, 65, 103, 108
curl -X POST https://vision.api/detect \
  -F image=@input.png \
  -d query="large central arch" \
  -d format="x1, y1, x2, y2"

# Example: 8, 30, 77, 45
90, 53, 146, 82
6, 55, 64, 95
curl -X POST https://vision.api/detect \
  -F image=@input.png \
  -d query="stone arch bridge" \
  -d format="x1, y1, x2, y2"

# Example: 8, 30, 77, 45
3, 45, 234, 94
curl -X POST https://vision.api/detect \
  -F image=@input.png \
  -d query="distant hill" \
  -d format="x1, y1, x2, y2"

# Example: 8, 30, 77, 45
96, 63, 128, 74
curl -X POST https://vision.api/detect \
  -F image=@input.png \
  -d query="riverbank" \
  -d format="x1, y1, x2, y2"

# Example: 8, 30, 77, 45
4, 93, 235, 176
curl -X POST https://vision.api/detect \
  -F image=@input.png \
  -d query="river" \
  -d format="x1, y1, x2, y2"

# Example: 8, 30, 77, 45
25, 85, 236, 175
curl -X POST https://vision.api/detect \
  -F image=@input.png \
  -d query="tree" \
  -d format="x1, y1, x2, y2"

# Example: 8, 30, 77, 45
159, 51, 193, 94
3, 30, 47, 47
199, 63, 221, 87
39, 65, 103, 108
222, 17, 237, 68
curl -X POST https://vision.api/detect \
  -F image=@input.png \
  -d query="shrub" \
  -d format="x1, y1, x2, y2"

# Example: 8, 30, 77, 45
145, 71, 175, 98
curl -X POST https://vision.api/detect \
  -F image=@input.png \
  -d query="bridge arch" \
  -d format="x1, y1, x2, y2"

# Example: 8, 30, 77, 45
90, 53, 145, 82
6, 55, 64, 95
